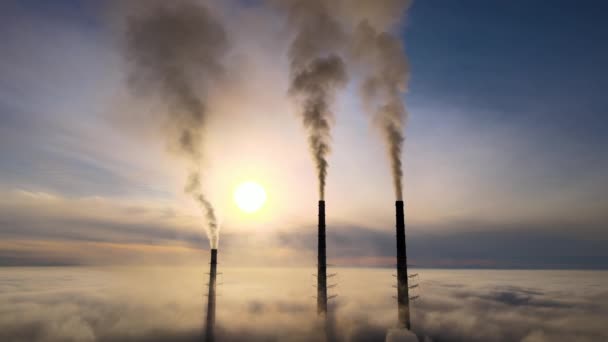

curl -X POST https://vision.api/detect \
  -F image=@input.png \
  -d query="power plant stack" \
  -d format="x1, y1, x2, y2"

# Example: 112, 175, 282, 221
395, 200, 411, 329
317, 200, 327, 315
205, 249, 218, 342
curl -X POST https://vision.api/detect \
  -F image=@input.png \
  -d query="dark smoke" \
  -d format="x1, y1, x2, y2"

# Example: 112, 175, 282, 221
286, 0, 348, 200
350, 4, 411, 200
186, 173, 219, 248
124, 0, 226, 248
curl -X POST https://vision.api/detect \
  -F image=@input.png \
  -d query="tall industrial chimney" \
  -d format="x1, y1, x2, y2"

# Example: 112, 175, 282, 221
317, 200, 327, 315
395, 200, 411, 329
205, 249, 218, 342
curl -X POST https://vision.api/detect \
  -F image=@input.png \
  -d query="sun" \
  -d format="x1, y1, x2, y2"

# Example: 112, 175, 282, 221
234, 181, 267, 213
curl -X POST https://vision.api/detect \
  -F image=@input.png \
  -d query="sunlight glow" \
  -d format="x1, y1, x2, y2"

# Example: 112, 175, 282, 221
234, 181, 267, 213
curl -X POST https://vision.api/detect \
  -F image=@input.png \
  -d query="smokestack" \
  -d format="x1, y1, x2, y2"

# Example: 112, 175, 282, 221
395, 200, 410, 329
205, 249, 218, 342
317, 200, 327, 315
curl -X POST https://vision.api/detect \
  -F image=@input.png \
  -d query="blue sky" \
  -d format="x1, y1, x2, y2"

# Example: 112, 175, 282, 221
0, 0, 606, 268
407, 0, 608, 175
406, 0, 608, 181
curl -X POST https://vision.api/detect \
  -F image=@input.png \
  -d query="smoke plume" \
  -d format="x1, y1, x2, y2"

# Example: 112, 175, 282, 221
350, 1, 411, 200
124, 0, 226, 248
286, 0, 348, 200
185, 173, 219, 248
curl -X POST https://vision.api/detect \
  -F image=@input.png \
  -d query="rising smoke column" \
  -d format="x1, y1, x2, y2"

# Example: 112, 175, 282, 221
124, 0, 227, 248
347, 1, 414, 330
285, 0, 348, 200
349, 1, 411, 200
186, 174, 219, 248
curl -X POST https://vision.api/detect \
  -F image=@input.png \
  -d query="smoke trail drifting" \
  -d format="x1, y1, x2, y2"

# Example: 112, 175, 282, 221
186, 173, 219, 248
286, 0, 348, 200
124, 0, 226, 248
350, 2, 411, 200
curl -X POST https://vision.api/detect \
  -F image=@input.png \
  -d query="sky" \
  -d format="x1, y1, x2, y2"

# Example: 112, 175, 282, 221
0, 0, 607, 268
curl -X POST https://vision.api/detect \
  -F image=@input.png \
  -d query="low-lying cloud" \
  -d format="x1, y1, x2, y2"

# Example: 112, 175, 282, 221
0, 267, 606, 342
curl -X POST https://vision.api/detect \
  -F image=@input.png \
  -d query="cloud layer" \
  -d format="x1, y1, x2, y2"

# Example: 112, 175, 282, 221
0, 267, 606, 342
1, 190, 607, 269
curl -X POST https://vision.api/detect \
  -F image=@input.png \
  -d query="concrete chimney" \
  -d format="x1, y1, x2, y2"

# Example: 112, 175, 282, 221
395, 200, 411, 329
317, 200, 327, 315
205, 249, 218, 342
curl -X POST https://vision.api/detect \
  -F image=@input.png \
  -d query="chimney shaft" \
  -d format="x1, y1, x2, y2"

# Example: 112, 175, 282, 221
395, 200, 411, 329
205, 249, 218, 342
317, 200, 327, 315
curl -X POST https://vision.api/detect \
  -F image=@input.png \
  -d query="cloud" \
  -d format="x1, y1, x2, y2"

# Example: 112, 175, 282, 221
411, 274, 608, 342
1, 267, 607, 342
1, 190, 607, 268
0, 190, 211, 265
386, 329, 419, 342
276, 225, 608, 269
